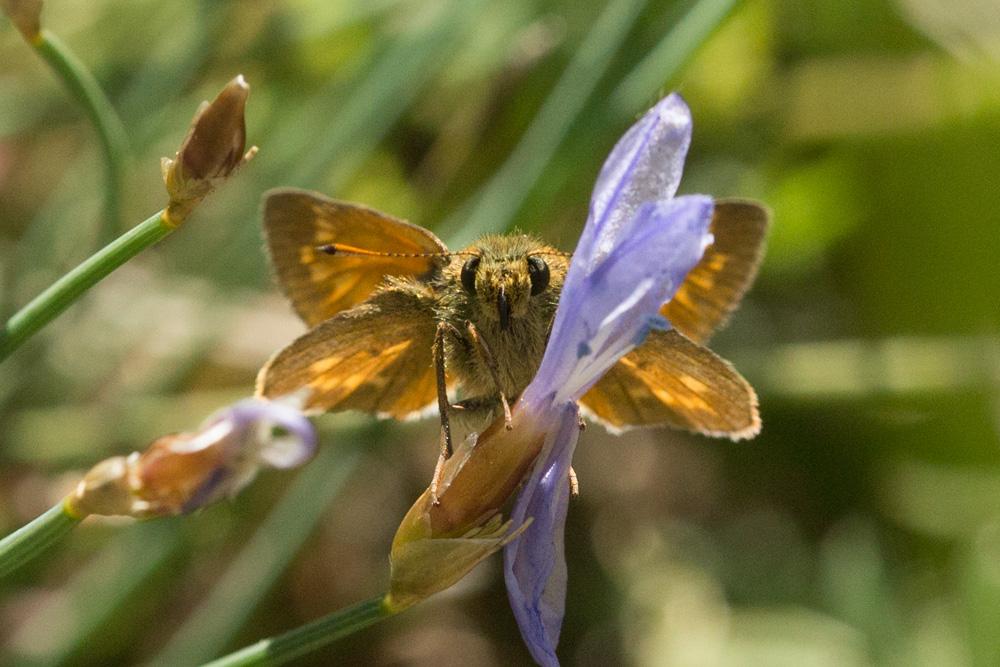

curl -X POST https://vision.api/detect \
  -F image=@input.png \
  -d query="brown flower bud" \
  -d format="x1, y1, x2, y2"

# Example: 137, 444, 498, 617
162, 75, 257, 226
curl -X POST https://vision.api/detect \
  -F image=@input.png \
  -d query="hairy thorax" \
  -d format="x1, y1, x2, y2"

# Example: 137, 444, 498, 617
442, 308, 550, 399
430, 234, 567, 416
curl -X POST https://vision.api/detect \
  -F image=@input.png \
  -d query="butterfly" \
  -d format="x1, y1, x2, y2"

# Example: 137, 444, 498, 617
255, 187, 767, 450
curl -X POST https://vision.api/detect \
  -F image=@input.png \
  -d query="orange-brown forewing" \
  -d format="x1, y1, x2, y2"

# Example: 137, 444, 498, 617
580, 329, 760, 439
662, 199, 769, 344
256, 285, 439, 419
263, 188, 448, 327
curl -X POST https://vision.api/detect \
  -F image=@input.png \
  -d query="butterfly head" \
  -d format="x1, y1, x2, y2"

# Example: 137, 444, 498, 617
455, 235, 567, 332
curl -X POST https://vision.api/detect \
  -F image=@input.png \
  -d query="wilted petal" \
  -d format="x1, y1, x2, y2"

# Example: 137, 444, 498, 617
504, 404, 579, 667
136, 398, 316, 514
67, 397, 316, 518
208, 398, 317, 468
258, 436, 314, 469
525, 195, 714, 408
584, 93, 692, 268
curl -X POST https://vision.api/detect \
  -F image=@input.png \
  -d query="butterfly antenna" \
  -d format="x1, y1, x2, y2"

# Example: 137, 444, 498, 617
316, 243, 476, 259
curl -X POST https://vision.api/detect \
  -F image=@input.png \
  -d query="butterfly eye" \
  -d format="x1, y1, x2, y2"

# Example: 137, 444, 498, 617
461, 256, 481, 293
527, 256, 550, 296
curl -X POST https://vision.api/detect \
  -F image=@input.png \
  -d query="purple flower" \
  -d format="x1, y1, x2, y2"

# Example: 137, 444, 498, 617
68, 398, 316, 518
504, 93, 714, 666
385, 94, 716, 661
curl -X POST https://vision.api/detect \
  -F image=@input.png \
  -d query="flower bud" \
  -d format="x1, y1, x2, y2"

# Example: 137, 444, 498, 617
162, 75, 257, 226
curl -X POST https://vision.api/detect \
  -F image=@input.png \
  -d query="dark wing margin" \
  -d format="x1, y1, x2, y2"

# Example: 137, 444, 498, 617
579, 329, 760, 440
661, 199, 769, 344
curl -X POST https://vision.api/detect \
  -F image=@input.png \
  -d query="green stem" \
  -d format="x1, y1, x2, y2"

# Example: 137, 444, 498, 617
32, 29, 130, 235
0, 501, 81, 579
0, 209, 173, 362
202, 596, 397, 667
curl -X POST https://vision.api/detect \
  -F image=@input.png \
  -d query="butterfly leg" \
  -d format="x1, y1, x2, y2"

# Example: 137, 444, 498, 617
431, 322, 453, 505
464, 321, 513, 430
434, 322, 454, 457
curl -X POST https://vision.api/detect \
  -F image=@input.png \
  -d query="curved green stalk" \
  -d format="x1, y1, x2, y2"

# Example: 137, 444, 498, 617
0, 209, 172, 362
32, 29, 130, 236
202, 596, 397, 667
0, 501, 81, 579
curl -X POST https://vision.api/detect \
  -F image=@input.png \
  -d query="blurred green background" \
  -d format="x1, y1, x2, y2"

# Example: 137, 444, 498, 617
2, 0, 1000, 664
